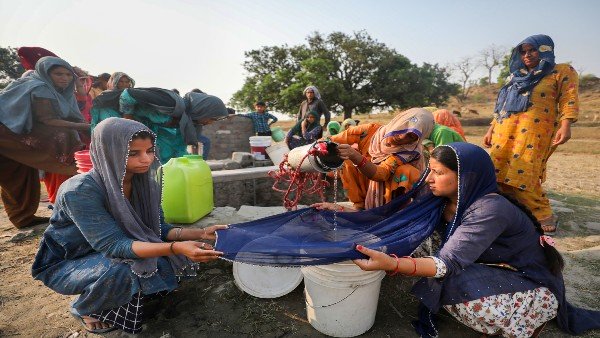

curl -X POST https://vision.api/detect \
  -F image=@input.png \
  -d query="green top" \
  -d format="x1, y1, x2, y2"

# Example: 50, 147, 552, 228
428, 123, 464, 146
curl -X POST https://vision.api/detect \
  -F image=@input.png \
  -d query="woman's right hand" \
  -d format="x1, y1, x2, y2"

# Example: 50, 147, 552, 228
172, 241, 222, 263
483, 126, 494, 148
336, 144, 361, 161
311, 202, 346, 211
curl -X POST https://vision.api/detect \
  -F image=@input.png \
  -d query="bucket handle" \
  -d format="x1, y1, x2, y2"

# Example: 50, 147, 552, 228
304, 286, 358, 308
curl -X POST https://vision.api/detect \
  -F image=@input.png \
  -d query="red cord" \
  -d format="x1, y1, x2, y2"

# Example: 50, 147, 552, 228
268, 145, 331, 210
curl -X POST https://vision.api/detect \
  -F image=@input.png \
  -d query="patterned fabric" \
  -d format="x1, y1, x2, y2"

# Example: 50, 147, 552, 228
499, 182, 552, 224
444, 287, 558, 338
432, 109, 466, 140
242, 112, 278, 134
89, 292, 145, 334
428, 256, 447, 278
490, 63, 579, 195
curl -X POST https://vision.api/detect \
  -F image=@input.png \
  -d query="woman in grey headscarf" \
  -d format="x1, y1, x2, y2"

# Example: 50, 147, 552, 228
32, 117, 225, 334
0, 56, 89, 228
183, 91, 230, 159
297, 85, 330, 127
90, 71, 135, 131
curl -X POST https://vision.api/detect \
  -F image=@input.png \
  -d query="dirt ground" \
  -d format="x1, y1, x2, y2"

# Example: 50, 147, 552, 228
0, 126, 599, 338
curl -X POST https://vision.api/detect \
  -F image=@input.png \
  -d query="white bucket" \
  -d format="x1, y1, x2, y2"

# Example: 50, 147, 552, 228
233, 262, 303, 298
265, 143, 290, 166
301, 261, 385, 337
249, 136, 272, 160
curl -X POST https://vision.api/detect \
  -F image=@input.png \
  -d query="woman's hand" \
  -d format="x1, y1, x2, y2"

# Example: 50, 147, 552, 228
353, 245, 397, 272
311, 202, 355, 212
172, 241, 222, 263
200, 225, 228, 240
336, 144, 361, 162
552, 120, 572, 146
483, 125, 494, 148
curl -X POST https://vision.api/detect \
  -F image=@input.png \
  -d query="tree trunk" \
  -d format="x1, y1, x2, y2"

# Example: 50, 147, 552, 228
343, 107, 353, 119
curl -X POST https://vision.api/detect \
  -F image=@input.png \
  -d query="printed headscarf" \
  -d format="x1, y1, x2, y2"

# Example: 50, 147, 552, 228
89, 117, 196, 277
365, 108, 434, 208
433, 109, 466, 140
494, 34, 556, 121
303, 85, 321, 100
0, 56, 84, 134
107, 72, 135, 90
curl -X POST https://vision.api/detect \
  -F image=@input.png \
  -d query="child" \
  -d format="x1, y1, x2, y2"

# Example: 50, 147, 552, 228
242, 101, 278, 136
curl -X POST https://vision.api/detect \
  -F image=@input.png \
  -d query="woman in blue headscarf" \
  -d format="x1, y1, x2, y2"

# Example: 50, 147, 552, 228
483, 35, 579, 235
0, 56, 88, 228
353, 143, 599, 337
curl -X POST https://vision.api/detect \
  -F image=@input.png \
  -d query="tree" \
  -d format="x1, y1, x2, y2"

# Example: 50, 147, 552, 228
453, 56, 478, 101
0, 46, 24, 89
479, 45, 506, 85
497, 52, 512, 85
232, 31, 457, 119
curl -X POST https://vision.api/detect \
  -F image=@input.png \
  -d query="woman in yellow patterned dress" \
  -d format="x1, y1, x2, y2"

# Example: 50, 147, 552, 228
483, 34, 578, 235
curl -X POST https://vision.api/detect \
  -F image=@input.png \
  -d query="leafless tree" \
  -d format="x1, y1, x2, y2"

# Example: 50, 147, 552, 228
453, 56, 479, 101
479, 45, 507, 85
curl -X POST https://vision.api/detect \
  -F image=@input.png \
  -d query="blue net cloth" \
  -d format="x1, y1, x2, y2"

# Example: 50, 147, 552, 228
215, 174, 444, 266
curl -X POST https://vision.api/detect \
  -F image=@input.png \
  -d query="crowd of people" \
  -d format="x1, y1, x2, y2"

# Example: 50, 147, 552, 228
0, 34, 598, 337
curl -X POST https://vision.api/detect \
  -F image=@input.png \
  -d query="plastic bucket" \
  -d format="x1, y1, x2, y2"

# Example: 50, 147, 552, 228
74, 150, 93, 173
249, 136, 272, 160
233, 262, 303, 298
301, 261, 385, 337
265, 143, 289, 166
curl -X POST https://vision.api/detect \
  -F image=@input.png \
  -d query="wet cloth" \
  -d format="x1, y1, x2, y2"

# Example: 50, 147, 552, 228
494, 35, 557, 121
432, 109, 466, 140
330, 123, 421, 210
32, 118, 198, 317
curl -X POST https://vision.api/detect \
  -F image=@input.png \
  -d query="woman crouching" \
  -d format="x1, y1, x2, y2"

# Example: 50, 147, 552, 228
32, 117, 224, 334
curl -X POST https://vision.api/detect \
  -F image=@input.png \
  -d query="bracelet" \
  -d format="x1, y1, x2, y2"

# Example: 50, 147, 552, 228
401, 256, 417, 276
353, 156, 368, 169
386, 254, 401, 276
174, 227, 183, 241
169, 242, 177, 255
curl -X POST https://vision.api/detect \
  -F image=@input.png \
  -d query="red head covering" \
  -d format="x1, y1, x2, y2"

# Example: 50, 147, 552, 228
17, 47, 58, 70
433, 109, 466, 140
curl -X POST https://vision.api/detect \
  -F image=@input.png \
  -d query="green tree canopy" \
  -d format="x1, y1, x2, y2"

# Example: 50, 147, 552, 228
0, 46, 24, 89
232, 31, 458, 119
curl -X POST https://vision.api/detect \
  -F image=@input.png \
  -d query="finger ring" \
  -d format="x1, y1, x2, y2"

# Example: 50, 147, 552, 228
200, 243, 205, 249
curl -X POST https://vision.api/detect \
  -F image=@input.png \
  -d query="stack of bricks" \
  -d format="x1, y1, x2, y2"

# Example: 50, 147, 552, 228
202, 115, 255, 160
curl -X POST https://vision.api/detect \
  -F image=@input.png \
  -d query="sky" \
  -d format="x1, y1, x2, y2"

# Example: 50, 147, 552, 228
1, 0, 599, 112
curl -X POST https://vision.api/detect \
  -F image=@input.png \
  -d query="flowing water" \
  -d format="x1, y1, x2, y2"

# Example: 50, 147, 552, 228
332, 169, 339, 231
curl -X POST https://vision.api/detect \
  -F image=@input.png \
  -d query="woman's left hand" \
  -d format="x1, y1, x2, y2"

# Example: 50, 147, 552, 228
201, 225, 228, 240
552, 120, 572, 146
353, 245, 397, 272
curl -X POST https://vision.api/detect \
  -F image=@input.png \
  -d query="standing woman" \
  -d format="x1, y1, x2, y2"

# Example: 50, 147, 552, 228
32, 118, 225, 334
0, 56, 88, 228
90, 72, 135, 131
484, 35, 578, 234
297, 86, 330, 127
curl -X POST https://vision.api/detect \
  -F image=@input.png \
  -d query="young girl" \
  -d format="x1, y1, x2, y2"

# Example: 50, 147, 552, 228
32, 117, 225, 334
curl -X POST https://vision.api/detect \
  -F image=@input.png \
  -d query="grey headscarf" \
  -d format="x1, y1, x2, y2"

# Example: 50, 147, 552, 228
89, 117, 196, 277
303, 85, 322, 100
0, 56, 84, 134
107, 72, 135, 90
182, 91, 228, 143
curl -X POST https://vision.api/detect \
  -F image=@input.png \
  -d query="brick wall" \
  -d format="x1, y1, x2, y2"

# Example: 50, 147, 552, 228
202, 115, 255, 160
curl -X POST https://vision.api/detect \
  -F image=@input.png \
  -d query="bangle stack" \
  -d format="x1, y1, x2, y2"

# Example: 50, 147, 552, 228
173, 227, 183, 241
386, 254, 418, 276
386, 254, 401, 276
401, 256, 417, 276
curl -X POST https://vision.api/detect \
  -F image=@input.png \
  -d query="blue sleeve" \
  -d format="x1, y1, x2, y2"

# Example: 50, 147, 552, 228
159, 209, 173, 242
436, 195, 508, 278
61, 182, 138, 259
267, 113, 278, 123
304, 125, 322, 141
240, 112, 252, 119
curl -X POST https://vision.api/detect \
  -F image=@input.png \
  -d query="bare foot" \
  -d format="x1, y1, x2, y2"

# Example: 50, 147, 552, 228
81, 315, 113, 332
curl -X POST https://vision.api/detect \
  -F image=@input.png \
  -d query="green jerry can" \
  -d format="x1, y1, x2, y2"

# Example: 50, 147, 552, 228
160, 155, 214, 223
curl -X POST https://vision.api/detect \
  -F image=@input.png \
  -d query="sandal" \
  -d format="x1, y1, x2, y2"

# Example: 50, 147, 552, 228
76, 315, 116, 333
541, 215, 559, 236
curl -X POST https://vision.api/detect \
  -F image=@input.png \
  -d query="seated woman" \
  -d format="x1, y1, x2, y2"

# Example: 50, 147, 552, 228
89, 72, 135, 131
0, 56, 89, 228
317, 108, 433, 210
352, 143, 600, 337
286, 111, 323, 150
32, 117, 225, 334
